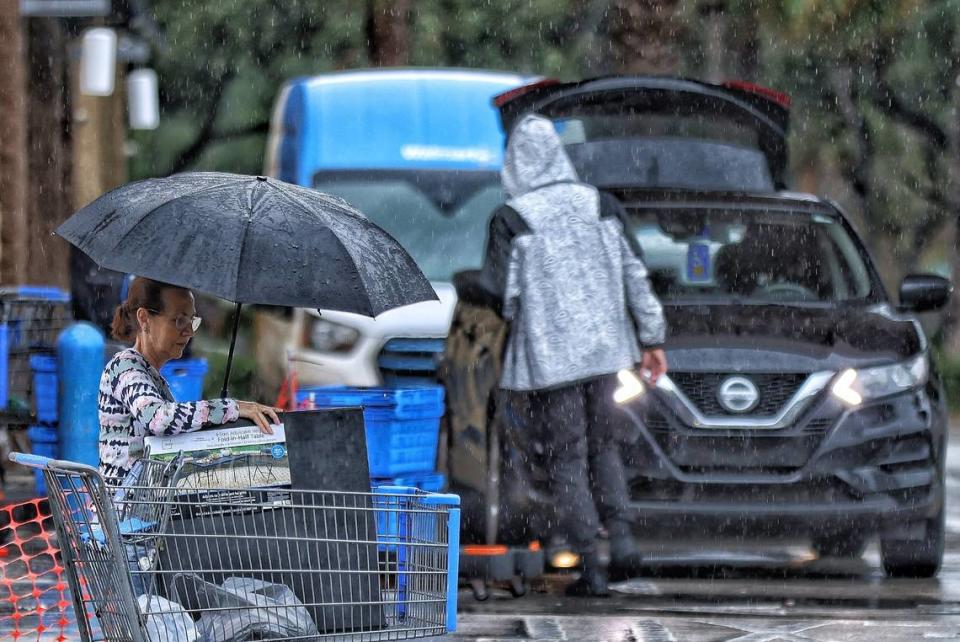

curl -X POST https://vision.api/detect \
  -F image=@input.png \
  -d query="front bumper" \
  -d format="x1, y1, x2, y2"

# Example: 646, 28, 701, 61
619, 385, 945, 536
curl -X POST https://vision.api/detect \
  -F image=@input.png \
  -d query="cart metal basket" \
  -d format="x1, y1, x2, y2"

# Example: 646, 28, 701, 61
11, 453, 460, 642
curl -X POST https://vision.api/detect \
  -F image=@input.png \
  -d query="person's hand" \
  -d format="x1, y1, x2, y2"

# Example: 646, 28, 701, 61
640, 348, 668, 384
237, 401, 282, 435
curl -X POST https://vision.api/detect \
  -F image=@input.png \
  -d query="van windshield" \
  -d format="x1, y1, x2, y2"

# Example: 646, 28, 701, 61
627, 209, 877, 304
314, 170, 502, 282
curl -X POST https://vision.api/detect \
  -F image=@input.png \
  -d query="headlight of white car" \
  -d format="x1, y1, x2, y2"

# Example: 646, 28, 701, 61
307, 318, 360, 353
831, 355, 929, 406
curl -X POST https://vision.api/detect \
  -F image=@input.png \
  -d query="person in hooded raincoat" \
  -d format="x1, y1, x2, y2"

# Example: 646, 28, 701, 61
479, 114, 667, 596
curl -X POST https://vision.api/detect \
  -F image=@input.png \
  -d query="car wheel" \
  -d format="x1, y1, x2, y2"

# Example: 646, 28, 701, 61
880, 501, 945, 578
810, 531, 868, 558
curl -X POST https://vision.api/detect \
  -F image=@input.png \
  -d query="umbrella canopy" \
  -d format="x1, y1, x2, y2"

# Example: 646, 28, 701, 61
57, 172, 438, 396
57, 172, 437, 317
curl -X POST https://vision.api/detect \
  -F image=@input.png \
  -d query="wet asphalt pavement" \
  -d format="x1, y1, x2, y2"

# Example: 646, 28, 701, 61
444, 432, 960, 641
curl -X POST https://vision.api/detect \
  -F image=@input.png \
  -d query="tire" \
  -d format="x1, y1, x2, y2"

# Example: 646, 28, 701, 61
881, 501, 945, 578
811, 531, 868, 558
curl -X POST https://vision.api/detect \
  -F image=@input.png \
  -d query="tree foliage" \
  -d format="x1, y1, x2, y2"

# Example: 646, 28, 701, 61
133, 0, 959, 336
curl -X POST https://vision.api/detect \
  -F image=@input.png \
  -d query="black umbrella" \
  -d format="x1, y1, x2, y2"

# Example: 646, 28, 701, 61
57, 172, 438, 395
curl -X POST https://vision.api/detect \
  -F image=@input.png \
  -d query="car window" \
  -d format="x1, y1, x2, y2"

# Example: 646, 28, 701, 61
314, 171, 502, 282
627, 209, 874, 304
555, 111, 759, 149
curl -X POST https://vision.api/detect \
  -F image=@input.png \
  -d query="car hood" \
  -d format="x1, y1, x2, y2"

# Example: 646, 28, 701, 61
663, 303, 924, 372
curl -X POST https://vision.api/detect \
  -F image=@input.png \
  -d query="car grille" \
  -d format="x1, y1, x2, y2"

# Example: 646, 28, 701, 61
641, 408, 838, 473
377, 337, 445, 386
670, 372, 808, 416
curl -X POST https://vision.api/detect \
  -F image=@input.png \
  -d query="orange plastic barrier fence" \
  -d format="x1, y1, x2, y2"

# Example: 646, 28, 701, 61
0, 498, 78, 641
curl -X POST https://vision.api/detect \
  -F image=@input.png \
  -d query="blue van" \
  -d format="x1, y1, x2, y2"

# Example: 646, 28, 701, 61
262, 69, 528, 388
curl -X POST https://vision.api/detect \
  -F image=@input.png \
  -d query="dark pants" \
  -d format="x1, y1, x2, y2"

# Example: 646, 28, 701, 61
526, 374, 632, 553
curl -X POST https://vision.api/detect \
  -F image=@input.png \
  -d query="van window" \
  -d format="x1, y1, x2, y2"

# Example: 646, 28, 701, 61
315, 170, 502, 282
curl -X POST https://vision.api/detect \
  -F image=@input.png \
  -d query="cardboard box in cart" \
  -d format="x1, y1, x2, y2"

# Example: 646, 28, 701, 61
144, 421, 290, 518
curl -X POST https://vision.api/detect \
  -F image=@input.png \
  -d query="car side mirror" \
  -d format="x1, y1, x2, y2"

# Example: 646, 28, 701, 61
899, 274, 952, 312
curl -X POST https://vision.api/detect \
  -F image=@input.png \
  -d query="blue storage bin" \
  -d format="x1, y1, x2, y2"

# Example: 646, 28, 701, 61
8, 286, 70, 302
28, 425, 58, 444
30, 355, 58, 424
160, 358, 208, 402
299, 385, 444, 477
365, 416, 440, 477
297, 385, 444, 419
373, 471, 445, 493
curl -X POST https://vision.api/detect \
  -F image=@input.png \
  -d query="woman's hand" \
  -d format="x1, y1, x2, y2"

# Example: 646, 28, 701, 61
237, 401, 283, 435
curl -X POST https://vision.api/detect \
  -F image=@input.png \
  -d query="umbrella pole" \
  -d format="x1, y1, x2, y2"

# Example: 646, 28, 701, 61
221, 301, 242, 398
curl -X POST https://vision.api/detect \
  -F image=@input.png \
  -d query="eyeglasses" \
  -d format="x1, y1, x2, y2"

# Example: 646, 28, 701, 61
145, 309, 202, 332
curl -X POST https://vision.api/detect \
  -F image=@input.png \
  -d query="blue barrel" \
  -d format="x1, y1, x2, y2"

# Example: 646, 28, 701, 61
0, 323, 8, 409
160, 358, 208, 402
57, 322, 105, 467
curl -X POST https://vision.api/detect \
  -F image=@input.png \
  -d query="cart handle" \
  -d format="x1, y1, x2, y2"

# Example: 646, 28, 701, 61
9, 452, 54, 469
9, 452, 99, 474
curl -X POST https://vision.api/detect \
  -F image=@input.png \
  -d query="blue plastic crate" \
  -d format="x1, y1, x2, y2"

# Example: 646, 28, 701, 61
160, 358, 208, 402
30, 355, 58, 424
297, 385, 444, 419
27, 425, 58, 444
373, 471, 445, 493
365, 416, 440, 477
5, 286, 70, 302
298, 385, 444, 477
29, 354, 56, 372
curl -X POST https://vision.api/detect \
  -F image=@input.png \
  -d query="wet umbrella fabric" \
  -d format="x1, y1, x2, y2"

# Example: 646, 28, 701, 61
56, 172, 438, 394
57, 172, 437, 316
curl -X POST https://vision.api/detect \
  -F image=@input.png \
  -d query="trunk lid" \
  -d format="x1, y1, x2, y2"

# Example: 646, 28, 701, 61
495, 76, 790, 192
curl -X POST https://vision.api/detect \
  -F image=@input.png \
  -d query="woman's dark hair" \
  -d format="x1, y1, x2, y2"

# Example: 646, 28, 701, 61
111, 277, 181, 342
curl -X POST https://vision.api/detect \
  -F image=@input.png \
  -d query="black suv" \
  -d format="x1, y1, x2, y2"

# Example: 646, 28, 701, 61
447, 77, 952, 578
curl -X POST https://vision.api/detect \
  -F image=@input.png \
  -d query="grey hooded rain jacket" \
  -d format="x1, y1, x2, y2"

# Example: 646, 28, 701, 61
488, 114, 666, 391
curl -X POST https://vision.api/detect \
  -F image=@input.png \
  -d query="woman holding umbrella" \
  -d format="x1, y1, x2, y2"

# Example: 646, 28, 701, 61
57, 173, 437, 485
98, 276, 282, 486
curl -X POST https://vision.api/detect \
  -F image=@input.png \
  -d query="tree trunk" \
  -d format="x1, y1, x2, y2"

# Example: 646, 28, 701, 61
366, 0, 411, 67
700, 2, 727, 83
728, 7, 759, 81
26, 17, 71, 289
0, 4, 28, 284
607, 0, 684, 74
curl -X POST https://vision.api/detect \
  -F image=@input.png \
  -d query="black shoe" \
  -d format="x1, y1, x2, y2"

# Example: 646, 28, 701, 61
564, 551, 610, 597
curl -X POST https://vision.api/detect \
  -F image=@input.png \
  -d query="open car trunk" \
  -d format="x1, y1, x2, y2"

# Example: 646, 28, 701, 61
495, 76, 791, 192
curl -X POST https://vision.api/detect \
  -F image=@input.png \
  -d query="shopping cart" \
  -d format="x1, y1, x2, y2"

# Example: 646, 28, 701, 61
10, 453, 460, 642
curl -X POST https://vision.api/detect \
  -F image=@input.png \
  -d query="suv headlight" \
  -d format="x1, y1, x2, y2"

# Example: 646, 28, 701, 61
613, 369, 647, 404
305, 318, 360, 353
831, 355, 929, 406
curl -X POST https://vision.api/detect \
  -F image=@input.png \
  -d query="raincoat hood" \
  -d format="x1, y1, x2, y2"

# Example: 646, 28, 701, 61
501, 114, 579, 199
